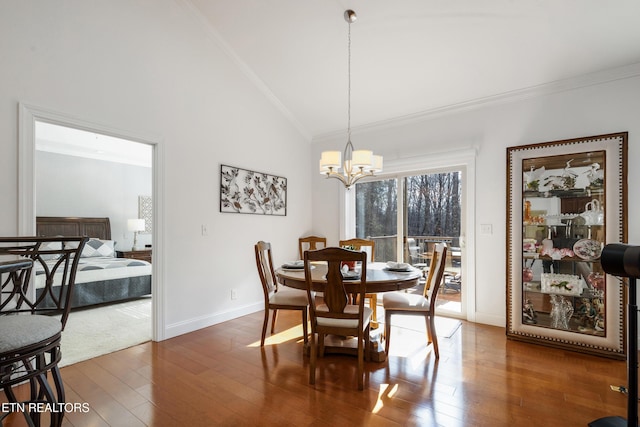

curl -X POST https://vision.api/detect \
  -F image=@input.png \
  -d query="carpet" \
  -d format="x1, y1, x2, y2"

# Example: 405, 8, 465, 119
60, 297, 152, 367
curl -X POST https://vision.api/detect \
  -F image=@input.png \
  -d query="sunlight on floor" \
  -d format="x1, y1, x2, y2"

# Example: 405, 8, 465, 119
437, 300, 461, 311
385, 328, 432, 365
372, 383, 399, 413
247, 324, 307, 347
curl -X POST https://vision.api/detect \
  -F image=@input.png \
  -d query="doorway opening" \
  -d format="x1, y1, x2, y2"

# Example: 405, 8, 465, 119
18, 103, 164, 363
35, 121, 154, 365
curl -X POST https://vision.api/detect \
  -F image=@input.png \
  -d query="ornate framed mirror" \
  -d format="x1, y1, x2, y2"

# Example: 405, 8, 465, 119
506, 132, 627, 359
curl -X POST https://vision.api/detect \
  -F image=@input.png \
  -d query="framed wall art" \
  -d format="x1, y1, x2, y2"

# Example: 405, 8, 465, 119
138, 195, 152, 234
506, 132, 627, 359
220, 165, 287, 216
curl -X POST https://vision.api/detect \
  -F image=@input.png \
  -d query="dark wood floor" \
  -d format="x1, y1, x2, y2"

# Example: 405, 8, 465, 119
2, 309, 631, 426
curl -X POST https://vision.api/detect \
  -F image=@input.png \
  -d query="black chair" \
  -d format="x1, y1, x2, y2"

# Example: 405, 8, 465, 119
0, 236, 87, 427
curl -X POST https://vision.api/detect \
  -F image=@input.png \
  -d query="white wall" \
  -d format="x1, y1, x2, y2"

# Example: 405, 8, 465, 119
0, 0, 312, 338
311, 73, 640, 327
36, 151, 153, 250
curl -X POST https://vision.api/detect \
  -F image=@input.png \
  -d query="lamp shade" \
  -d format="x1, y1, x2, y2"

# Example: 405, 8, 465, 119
368, 155, 383, 172
127, 219, 145, 232
320, 151, 341, 172
351, 150, 373, 168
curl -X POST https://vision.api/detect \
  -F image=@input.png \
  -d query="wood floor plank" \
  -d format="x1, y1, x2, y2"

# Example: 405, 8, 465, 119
1, 309, 630, 426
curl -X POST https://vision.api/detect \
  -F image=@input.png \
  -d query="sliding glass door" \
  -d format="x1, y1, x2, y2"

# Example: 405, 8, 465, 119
355, 178, 398, 261
355, 169, 464, 315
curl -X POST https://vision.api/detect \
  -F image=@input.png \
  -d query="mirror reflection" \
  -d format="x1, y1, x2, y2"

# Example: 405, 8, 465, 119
521, 151, 606, 336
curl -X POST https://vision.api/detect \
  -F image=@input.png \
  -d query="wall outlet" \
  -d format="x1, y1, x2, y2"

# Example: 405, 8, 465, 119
231, 289, 238, 300
480, 224, 493, 235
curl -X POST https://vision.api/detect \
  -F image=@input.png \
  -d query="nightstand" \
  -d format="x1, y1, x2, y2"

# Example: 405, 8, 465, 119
117, 249, 152, 263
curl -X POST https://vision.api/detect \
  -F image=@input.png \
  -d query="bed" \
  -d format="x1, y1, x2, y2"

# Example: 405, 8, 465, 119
36, 216, 152, 308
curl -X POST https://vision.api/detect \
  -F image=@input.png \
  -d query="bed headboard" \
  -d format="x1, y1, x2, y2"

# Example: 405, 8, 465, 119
36, 217, 111, 240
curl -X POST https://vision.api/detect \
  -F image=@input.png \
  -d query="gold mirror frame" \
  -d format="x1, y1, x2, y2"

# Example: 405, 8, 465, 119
506, 132, 627, 359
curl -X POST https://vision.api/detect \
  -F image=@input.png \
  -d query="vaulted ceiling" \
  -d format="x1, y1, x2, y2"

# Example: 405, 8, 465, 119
188, 0, 640, 139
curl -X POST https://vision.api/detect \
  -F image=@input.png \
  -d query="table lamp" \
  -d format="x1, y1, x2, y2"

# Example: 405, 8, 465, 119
127, 219, 145, 251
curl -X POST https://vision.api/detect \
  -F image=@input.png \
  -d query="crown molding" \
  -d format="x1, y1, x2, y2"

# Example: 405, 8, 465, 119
179, 0, 640, 145
313, 62, 640, 143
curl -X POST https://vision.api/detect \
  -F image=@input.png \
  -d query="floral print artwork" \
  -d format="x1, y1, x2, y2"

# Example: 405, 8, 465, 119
220, 165, 287, 215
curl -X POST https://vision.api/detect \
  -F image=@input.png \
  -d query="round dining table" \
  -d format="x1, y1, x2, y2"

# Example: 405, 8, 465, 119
276, 261, 423, 362
276, 261, 422, 292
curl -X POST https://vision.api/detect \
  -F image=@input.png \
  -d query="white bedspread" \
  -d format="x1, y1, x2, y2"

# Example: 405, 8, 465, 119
35, 256, 151, 288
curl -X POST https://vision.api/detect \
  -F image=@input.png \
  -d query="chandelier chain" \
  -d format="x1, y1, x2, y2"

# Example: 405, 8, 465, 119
347, 18, 351, 143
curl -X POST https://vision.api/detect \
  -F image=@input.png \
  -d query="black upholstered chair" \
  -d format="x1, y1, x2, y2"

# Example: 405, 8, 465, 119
0, 236, 87, 427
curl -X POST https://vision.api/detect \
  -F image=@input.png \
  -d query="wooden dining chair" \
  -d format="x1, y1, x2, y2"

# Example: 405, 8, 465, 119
0, 236, 87, 427
339, 238, 379, 329
298, 235, 327, 259
255, 241, 309, 346
383, 242, 448, 358
303, 247, 371, 390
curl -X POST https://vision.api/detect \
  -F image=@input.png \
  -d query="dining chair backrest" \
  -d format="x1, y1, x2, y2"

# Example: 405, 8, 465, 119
339, 238, 375, 262
0, 236, 88, 329
303, 247, 367, 322
255, 241, 279, 297
423, 242, 448, 302
298, 236, 327, 259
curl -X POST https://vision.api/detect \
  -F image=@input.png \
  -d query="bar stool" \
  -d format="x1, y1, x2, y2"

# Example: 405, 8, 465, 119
0, 236, 87, 427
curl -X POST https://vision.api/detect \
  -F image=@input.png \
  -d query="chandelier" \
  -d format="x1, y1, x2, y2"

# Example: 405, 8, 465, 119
319, 9, 383, 189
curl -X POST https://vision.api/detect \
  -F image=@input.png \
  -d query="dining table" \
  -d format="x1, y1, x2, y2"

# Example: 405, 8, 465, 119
276, 261, 423, 362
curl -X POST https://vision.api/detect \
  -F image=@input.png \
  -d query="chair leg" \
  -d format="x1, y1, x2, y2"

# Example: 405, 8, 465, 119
309, 332, 316, 385
426, 315, 439, 359
364, 323, 371, 362
270, 309, 278, 334
357, 330, 364, 390
261, 308, 269, 346
369, 294, 378, 329
384, 312, 392, 354
51, 348, 65, 404
301, 308, 308, 344
3, 383, 17, 403
319, 333, 325, 357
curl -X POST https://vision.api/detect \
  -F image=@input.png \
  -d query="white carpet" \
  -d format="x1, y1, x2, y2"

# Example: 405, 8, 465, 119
60, 297, 152, 367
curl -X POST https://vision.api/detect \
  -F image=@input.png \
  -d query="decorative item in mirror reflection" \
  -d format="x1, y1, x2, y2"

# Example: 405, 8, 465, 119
549, 294, 573, 330
523, 299, 537, 324
507, 132, 627, 359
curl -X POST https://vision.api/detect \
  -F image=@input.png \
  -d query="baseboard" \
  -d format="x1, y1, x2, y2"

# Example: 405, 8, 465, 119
474, 312, 504, 328
163, 301, 263, 340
